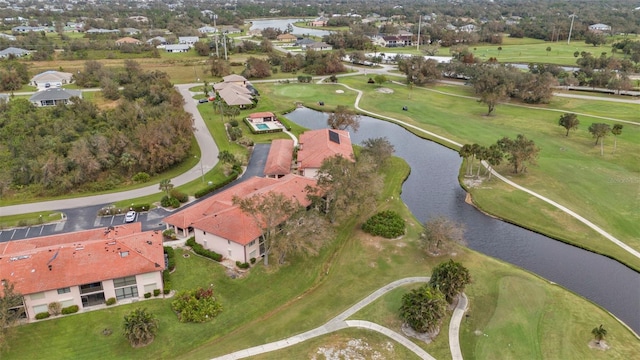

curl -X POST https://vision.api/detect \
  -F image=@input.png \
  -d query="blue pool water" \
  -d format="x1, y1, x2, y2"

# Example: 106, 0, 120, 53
256, 123, 269, 130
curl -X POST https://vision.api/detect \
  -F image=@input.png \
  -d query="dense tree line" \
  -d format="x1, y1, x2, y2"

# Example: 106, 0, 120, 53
0, 66, 193, 197
0, 59, 29, 91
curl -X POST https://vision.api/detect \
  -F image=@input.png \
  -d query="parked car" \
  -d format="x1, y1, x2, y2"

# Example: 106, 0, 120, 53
198, 98, 209, 103
124, 211, 137, 223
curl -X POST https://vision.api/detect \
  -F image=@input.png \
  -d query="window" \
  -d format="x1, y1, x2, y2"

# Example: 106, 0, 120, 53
57, 287, 71, 294
80, 282, 103, 294
248, 240, 256, 247
30, 292, 45, 300
227, 240, 230, 245
113, 276, 137, 288
115, 286, 138, 300
249, 250, 256, 258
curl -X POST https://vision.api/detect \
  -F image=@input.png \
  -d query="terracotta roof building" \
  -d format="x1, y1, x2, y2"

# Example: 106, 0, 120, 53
164, 174, 316, 263
297, 129, 354, 178
115, 37, 142, 45
264, 139, 294, 178
0, 224, 165, 321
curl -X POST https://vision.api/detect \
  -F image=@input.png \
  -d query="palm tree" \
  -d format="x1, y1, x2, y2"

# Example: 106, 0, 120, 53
159, 179, 173, 197
459, 144, 474, 176
428, 259, 472, 304
611, 124, 623, 153
399, 285, 447, 333
123, 308, 159, 348
591, 324, 607, 345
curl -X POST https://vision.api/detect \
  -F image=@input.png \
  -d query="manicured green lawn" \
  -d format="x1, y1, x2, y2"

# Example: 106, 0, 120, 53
5, 158, 638, 360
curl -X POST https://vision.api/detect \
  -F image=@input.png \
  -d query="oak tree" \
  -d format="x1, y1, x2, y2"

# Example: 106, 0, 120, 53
327, 105, 360, 132
496, 134, 540, 174
558, 113, 580, 136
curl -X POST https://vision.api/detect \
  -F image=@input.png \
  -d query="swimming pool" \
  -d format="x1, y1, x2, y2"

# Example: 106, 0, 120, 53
256, 123, 269, 130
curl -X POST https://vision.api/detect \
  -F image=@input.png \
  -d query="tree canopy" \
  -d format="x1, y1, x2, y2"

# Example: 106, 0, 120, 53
428, 259, 471, 304
399, 284, 447, 334
122, 308, 159, 348
327, 105, 360, 132
496, 134, 540, 174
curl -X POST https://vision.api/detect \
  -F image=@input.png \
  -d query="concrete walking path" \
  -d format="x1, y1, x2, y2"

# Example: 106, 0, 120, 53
211, 277, 464, 360
334, 82, 640, 262
0, 84, 219, 216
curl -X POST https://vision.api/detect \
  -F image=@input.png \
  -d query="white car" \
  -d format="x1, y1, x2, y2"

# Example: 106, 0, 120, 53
124, 211, 137, 223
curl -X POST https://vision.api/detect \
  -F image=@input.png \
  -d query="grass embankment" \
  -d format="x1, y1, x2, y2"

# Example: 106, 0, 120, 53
4, 157, 638, 360
261, 77, 640, 270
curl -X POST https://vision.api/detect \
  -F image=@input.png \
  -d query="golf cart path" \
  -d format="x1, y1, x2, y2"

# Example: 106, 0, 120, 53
0, 84, 218, 216
211, 277, 468, 360
337, 82, 640, 261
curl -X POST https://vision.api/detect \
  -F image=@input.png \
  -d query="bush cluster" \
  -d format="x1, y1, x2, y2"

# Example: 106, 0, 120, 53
194, 172, 240, 198
229, 119, 239, 127
144, 292, 152, 299
153, 289, 161, 297
164, 246, 176, 270
106, 297, 116, 306
170, 189, 189, 203
297, 75, 313, 83
186, 237, 223, 262
132, 172, 150, 183
362, 210, 406, 239
236, 261, 250, 269
161, 196, 181, 208
163, 270, 172, 292
163, 229, 177, 240
250, 257, 256, 264
61, 305, 79, 315
35, 312, 50, 320
171, 287, 223, 323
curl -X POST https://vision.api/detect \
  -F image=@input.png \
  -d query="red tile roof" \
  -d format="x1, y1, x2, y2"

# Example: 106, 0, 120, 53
164, 174, 317, 245
264, 139, 294, 176
298, 129, 354, 170
248, 112, 276, 119
0, 225, 165, 295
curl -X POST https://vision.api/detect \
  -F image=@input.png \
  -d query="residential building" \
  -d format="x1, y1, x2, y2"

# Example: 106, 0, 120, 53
276, 33, 297, 42
589, 23, 612, 33
0, 47, 30, 58
264, 139, 294, 178
178, 36, 199, 46
30, 71, 73, 90
0, 224, 165, 321
115, 37, 142, 46
147, 36, 168, 46
11, 26, 46, 33
307, 42, 333, 51
86, 28, 119, 34
164, 44, 190, 53
221, 74, 248, 86
29, 88, 82, 107
297, 129, 354, 178
247, 111, 276, 123
295, 38, 316, 49
0, 33, 16, 41
221, 26, 242, 34
122, 28, 141, 35
164, 174, 317, 263
198, 26, 217, 34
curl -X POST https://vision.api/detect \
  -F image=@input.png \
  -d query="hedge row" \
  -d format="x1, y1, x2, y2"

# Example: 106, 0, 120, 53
194, 172, 240, 199
164, 246, 176, 271
186, 237, 222, 262
61, 305, 79, 315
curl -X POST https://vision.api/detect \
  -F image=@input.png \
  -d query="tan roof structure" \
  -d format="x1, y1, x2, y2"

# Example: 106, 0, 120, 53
218, 86, 253, 106
222, 74, 247, 84
276, 33, 297, 42
298, 129, 354, 170
0, 224, 165, 295
164, 174, 317, 245
264, 139, 294, 177
115, 37, 141, 45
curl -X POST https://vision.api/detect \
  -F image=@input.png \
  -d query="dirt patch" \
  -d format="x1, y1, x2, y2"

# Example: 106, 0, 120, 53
375, 87, 394, 94
588, 340, 610, 351
401, 323, 439, 344
313, 338, 393, 360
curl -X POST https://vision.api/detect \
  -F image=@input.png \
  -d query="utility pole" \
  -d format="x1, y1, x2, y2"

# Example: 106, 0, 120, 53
223, 32, 228, 60
567, 14, 577, 45
416, 15, 422, 51
214, 33, 219, 57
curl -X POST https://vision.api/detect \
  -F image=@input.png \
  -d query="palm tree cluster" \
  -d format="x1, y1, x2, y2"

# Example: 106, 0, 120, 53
122, 308, 159, 348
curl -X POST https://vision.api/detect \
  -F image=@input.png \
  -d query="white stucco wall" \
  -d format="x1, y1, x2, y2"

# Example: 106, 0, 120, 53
198, 230, 248, 263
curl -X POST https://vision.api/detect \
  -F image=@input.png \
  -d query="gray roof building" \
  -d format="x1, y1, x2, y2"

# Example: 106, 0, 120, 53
0, 47, 30, 58
29, 88, 82, 107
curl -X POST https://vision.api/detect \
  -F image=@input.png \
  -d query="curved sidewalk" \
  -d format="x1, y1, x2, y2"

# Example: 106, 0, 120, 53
0, 84, 218, 216
211, 277, 466, 360
336, 82, 640, 262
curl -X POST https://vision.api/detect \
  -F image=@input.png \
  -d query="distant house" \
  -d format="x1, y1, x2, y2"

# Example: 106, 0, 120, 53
222, 74, 248, 86
147, 36, 168, 46
11, 26, 46, 33
459, 24, 478, 33
0, 33, 16, 41
589, 23, 611, 33
163, 174, 317, 263
276, 33, 297, 42
295, 38, 316, 49
164, 44, 190, 53
178, 36, 199, 46
115, 37, 141, 46
198, 26, 217, 34
31, 70, 74, 90
307, 42, 332, 51
247, 111, 276, 123
0, 224, 165, 321
30, 88, 82, 107
86, 28, 119, 34
0, 47, 31, 58
297, 129, 354, 178
214, 76, 254, 107
221, 26, 242, 34
382, 36, 401, 47
122, 28, 141, 35
309, 19, 327, 27
264, 139, 294, 178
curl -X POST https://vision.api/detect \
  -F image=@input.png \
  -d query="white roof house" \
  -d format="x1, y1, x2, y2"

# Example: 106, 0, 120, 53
31, 71, 74, 90
588, 23, 611, 32
178, 36, 199, 46
0, 47, 30, 58
198, 26, 217, 34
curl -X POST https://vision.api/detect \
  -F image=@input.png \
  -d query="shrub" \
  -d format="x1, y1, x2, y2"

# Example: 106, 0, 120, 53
164, 246, 176, 270
48, 302, 62, 316
171, 287, 223, 323
144, 292, 152, 299
228, 127, 242, 141
236, 137, 255, 147
229, 119, 239, 127
163, 289, 171, 295
163, 269, 172, 292
161, 196, 181, 208
236, 261, 250, 269
194, 172, 240, 198
186, 237, 223, 261
35, 312, 50, 320
61, 305, 79, 315
130, 203, 150, 212
132, 172, 150, 183
250, 257, 256, 264
170, 189, 189, 203
163, 229, 177, 241
153, 289, 161, 297
362, 210, 406, 238
106, 297, 117, 306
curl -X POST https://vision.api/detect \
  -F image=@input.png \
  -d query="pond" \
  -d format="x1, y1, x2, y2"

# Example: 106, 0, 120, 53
247, 18, 333, 38
285, 107, 640, 334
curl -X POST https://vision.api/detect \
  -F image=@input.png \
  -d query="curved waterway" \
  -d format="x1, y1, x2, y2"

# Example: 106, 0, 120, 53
285, 107, 640, 334
248, 18, 332, 37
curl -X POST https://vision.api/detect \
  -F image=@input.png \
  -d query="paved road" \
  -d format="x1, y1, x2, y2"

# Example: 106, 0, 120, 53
0, 84, 219, 217
211, 277, 467, 360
